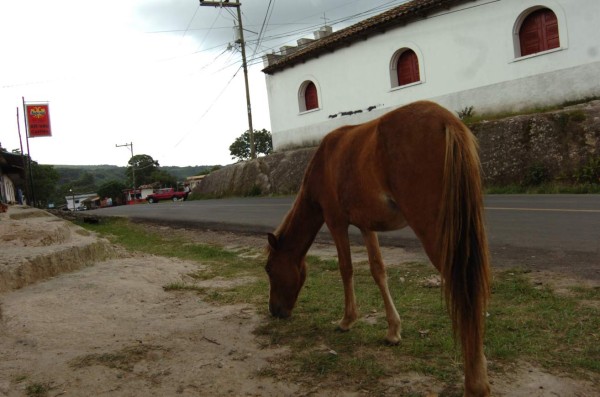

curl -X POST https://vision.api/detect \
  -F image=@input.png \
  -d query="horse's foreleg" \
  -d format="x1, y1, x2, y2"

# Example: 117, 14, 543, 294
329, 226, 358, 331
361, 230, 402, 344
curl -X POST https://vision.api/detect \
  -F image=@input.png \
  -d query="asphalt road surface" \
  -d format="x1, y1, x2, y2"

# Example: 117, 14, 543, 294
89, 195, 600, 280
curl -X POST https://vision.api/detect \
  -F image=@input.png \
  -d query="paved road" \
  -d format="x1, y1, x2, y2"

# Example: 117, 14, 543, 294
89, 195, 600, 279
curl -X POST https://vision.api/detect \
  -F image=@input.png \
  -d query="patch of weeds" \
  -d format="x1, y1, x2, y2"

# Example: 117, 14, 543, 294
14, 374, 28, 383
162, 282, 206, 293
484, 184, 527, 194
70, 344, 165, 372
485, 182, 600, 194
524, 163, 550, 186
573, 156, 600, 185
456, 106, 474, 121
568, 286, 600, 300
245, 185, 263, 197
567, 110, 586, 122
186, 269, 216, 281
25, 383, 50, 397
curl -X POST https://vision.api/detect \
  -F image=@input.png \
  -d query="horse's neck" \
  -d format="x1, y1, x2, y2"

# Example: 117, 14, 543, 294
280, 192, 324, 258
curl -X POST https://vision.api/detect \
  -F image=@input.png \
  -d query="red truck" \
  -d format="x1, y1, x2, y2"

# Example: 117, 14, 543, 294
146, 188, 189, 203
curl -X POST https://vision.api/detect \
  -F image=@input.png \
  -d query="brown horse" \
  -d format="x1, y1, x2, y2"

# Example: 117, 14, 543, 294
265, 100, 491, 396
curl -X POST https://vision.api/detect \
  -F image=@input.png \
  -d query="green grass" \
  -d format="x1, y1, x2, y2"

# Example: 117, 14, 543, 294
460, 96, 600, 125
80, 218, 600, 394
487, 270, 600, 375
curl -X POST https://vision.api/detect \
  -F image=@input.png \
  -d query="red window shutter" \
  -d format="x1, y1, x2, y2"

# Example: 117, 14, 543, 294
305, 82, 319, 110
519, 8, 560, 56
396, 50, 420, 86
544, 11, 560, 49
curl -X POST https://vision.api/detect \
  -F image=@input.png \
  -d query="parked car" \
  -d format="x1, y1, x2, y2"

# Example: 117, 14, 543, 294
146, 188, 189, 203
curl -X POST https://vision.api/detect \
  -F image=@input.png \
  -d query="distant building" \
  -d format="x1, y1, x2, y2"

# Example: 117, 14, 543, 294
0, 151, 26, 204
65, 193, 98, 211
123, 185, 154, 205
262, 0, 600, 150
185, 175, 205, 190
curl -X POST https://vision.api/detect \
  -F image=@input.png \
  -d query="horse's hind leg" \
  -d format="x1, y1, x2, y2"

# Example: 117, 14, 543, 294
361, 230, 402, 344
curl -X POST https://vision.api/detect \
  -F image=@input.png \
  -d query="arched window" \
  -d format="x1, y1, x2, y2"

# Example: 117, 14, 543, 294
391, 48, 421, 88
397, 49, 420, 86
304, 82, 319, 111
519, 8, 560, 57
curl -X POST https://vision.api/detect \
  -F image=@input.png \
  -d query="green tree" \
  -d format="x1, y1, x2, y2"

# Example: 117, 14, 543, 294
29, 162, 60, 207
72, 171, 96, 193
229, 129, 273, 161
126, 154, 159, 187
97, 180, 127, 203
150, 169, 177, 188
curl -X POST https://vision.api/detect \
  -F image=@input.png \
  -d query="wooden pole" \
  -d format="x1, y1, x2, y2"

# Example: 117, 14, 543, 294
199, 0, 255, 159
16, 107, 29, 205
22, 97, 36, 207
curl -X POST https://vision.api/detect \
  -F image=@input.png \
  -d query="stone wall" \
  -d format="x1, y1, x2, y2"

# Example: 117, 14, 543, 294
472, 100, 600, 185
195, 148, 315, 197
196, 101, 600, 197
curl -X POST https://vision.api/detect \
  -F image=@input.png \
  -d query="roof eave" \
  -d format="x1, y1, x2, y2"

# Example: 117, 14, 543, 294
262, 0, 469, 75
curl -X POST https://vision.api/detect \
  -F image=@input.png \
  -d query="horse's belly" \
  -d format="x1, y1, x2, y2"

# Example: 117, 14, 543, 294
350, 194, 408, 232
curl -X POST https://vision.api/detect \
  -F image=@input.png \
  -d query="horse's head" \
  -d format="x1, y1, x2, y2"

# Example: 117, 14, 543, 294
265, 233, 306, 318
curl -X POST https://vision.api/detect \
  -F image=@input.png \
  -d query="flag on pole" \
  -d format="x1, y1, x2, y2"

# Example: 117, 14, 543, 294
25, 103, 52, 138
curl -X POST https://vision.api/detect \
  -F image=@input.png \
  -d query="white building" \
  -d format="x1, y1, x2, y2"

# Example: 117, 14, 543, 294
0, 151, 25, 204
262, 0, 600, 150
66, 193, 98, 211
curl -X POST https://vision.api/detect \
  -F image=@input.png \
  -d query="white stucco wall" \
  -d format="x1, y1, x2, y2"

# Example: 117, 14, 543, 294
264, 0, 600, 150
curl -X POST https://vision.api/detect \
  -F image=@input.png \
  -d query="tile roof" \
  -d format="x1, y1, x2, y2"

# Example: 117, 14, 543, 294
262, 0, 469, 75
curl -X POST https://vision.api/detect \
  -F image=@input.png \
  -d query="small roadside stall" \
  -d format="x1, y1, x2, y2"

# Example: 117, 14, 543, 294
123, 185, 154, 205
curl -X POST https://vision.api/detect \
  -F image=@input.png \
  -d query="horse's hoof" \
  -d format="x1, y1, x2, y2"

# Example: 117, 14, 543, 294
384, 338, 401, 346
335, 325, 350, 333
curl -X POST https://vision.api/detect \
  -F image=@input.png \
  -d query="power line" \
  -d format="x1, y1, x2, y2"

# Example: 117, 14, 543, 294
172, 65, 242, 149
251, 0, 275, 61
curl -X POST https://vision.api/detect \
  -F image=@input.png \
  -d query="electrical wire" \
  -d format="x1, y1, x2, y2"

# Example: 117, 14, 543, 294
251, 0, 275, 61
172, 65, 243, 149
179, 3, 201, 45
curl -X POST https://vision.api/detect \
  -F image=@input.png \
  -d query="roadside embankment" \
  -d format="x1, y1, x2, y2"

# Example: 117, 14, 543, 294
196, 100, 600, 197
0, 206, 115, 293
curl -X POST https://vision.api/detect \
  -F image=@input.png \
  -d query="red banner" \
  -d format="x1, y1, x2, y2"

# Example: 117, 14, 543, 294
25, 104, 52, 138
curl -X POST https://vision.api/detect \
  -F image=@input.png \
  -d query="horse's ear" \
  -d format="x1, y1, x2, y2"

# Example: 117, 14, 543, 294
267, 233, 278, 250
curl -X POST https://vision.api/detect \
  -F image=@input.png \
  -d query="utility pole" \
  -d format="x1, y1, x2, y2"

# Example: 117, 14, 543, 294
116, 142, 136, 195
199, 0, 255, 159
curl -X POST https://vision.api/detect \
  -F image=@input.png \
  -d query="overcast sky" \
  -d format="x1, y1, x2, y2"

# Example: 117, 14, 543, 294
0, 0, 407, 167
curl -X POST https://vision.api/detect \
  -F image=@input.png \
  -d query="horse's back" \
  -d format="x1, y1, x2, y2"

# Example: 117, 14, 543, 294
304, 100, 471, 234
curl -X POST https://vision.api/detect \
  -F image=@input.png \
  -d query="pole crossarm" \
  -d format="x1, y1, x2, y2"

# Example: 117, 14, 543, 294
199, 1, 241, 8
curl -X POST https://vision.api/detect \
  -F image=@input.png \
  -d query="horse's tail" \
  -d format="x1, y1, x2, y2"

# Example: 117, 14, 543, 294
438, 121, 491, 359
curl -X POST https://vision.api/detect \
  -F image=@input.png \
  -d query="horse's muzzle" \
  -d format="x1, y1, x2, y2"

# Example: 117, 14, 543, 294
269, 302, 291, 319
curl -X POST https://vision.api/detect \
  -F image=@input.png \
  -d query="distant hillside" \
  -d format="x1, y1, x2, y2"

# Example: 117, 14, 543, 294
52, 164, 216, 185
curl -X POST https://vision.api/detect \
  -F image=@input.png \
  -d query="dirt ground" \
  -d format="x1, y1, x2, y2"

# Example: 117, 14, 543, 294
0, 208, 598, 396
